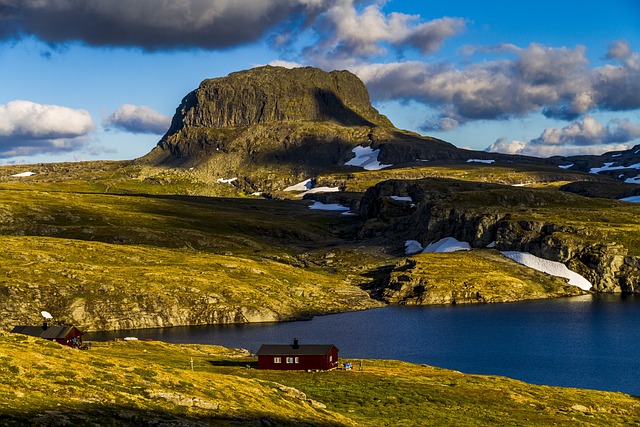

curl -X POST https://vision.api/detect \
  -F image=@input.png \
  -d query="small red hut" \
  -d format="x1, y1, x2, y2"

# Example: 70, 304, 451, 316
11, 324, 83, 348
256, 338, 339, 370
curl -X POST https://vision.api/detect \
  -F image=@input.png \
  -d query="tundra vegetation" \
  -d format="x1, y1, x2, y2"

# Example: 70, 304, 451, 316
3, 66, 640, 424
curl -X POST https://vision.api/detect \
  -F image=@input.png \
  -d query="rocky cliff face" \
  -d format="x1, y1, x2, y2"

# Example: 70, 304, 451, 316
358, 178, 640, 294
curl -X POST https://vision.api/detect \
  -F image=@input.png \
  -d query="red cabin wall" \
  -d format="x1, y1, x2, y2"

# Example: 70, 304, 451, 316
258, 347, 339, 370
54, 329, 83, 347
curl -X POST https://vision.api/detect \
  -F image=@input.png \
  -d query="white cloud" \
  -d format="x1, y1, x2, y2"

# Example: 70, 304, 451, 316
305, 1, 466, 67
103, 104, 172, 134
0, 100, 95, 158
0, 100, 94, 139
606, 40, 632, 60
486, 116, 640, 157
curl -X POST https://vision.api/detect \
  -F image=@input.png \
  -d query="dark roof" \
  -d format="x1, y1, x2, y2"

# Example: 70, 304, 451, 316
11, 325, 81, 340
256, 344, 338, 356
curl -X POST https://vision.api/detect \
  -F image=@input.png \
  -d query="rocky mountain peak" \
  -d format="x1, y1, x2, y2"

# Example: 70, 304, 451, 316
162, 66, 392, 136
140, 66, 464, 186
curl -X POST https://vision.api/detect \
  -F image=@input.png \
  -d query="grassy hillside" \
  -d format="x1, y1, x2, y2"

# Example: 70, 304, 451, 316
1, 333, 639, 426
2, 160, 637, 331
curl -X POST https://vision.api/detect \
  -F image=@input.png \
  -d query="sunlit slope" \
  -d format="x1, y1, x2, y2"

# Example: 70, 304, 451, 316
1, 333, 639, 426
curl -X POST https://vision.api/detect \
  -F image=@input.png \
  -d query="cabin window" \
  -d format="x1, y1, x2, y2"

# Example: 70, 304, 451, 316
274, 357, 281, 363
286, 357, 294, 364
294, 357, 299, 364
329, 356, 333, 362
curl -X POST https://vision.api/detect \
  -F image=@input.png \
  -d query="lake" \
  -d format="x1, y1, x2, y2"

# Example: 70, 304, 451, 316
85, 294, 640, 396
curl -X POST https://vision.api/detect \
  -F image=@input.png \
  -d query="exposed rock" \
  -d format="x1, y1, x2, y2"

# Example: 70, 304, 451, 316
359, 178, 640, 294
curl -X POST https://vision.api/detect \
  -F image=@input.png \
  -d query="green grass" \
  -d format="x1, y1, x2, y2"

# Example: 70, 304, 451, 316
1, 333, 639, 426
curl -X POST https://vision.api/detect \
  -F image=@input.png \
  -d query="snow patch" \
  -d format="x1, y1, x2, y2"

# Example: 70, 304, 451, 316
589, 163, 624, 174
11, 171, 35, 177
612, 154, 622, 157
467, 159, 495, 164
558, 164, 574, 169
217, 177, 237, 184
345, 146, 392, 170
625, 175, 640, 184
390, 196, 413, 202
590, 162, 640, 174
300, 186, 340, 196
501, 251, 592, 290
486, 241, 496, 248
423, 237, 470, 253
284, 179, 313, 192
404, 240, 423, 255
620, 196, 640, 203
511, 183, 528, 187
308, 201, 350, 211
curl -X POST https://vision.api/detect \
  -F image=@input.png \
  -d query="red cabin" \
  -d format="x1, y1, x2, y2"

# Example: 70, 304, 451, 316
11, 324, 83, 348
256, 338, 339, 370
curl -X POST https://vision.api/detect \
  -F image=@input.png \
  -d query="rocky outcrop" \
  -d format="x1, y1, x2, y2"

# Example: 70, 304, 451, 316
358, 178, 640, 293
380, 252, 584, 305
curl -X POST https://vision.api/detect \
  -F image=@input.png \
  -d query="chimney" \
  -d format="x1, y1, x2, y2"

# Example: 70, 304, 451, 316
293, 338, 299, 349
42, 321, 48, 330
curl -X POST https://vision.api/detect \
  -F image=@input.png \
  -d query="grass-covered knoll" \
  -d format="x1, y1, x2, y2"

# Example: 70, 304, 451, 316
0, 332, 352, 426
0, 235, 381, 331
0, 161, 241, 197
0, 163, 391, 331
381, 250, 584, 305
1, 333, 639, 426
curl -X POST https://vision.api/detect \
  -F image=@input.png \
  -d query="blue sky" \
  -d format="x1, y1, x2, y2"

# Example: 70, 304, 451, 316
1, 0, 639, 164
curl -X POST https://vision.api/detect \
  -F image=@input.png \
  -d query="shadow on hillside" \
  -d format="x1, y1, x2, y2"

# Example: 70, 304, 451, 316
313, 89, 375, 127
357, 264, 395, 298
0, 402, 348, 426
208, 359, 258, 369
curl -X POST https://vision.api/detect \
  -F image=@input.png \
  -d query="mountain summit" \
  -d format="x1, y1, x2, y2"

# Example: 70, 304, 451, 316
139, 66, 464, 187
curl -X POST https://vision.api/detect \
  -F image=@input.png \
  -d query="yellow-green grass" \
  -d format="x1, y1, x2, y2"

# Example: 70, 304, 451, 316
0, 235, 381, 332
1, 332, 639, 426
384, 250, 584, 305
307, 163, 601, 195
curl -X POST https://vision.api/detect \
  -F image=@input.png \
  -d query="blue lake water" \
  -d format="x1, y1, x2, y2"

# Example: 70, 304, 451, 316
85, 294, 640, 396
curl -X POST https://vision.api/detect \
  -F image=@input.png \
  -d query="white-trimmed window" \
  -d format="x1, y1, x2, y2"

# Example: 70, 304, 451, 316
329, 355, 333, 362
286, 357, 294, 364
274, 357, 282, 363
294, 357, 299, 364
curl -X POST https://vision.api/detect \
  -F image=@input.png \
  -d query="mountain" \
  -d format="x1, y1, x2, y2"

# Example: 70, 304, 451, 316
139, 66, 502, 192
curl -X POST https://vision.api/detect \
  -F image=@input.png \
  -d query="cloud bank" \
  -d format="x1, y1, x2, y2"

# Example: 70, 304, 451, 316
487, 116, 640, 157
354, 42, 640, 131
0, 0, 328, 50
0, 100, 94, 157
104, 104, 172, 134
